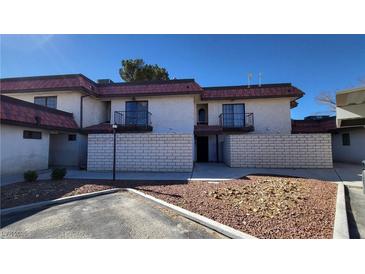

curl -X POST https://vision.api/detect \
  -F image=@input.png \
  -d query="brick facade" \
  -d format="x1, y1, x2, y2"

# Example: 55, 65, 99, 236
87, 133, 193, 172
224, 134, 333, 168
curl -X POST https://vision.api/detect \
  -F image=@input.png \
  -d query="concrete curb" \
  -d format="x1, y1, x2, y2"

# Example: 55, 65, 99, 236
333, 183, 350, 239
0, 188, 121, 216
127, 188, 257, 239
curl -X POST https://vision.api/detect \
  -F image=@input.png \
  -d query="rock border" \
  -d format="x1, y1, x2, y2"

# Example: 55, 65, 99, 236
0, 188, 121, 216
127, 188, 257, 239
333, 183, 349, 239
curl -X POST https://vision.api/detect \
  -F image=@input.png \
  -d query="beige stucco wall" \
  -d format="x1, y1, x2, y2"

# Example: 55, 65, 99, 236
49, 133, 87, 167
110, 96, 195, 133
198, 97, 292, 134
0, 124, 50, 175
82, 96, 108, 127
332, 128, 365, 164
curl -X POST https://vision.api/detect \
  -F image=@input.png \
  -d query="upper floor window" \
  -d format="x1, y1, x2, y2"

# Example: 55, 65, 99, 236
34, 96, 57, 109
198, 108, 207, 124
222, 104, 245, 128
125, 101, 148, 126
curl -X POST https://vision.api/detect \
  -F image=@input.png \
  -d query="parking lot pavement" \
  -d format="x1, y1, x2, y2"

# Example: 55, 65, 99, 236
0, 191, 226, 239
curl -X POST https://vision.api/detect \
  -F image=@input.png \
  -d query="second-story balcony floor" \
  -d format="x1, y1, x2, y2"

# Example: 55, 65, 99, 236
114, 110, 153, 132
194, 112, 254, 135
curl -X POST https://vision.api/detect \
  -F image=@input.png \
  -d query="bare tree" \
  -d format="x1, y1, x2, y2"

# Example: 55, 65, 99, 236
315, 91, 336, 113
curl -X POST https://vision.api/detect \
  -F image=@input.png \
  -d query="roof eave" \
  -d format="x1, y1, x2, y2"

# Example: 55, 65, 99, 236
0, 119, 80, 132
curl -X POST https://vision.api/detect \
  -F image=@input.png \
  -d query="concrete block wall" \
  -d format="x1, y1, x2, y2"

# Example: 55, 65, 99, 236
224, 134, 333, 168
87, 133, 193, 172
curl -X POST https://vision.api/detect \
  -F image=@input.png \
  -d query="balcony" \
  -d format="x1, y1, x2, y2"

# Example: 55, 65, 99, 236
219, 112, 254, 132
194, 113, 254, 135
114, 111, 153, 132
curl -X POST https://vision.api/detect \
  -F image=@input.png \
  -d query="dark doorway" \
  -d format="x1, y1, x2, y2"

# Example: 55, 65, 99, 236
196, 136, 209, 162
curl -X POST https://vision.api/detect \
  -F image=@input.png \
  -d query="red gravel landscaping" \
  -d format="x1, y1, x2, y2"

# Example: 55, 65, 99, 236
136, 176, 338, 239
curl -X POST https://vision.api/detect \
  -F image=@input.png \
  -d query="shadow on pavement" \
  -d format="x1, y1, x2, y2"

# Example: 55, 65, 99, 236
0, 179, 189, 228
345, 186, 360, 239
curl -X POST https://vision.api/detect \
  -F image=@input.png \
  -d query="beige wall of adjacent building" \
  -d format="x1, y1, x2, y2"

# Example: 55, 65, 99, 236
332, 128, 365, 164
0, 124, 50, 176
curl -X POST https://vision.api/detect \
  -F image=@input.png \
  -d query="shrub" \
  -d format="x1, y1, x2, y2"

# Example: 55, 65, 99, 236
51, 168, 67, 180
24, 170, 38, 182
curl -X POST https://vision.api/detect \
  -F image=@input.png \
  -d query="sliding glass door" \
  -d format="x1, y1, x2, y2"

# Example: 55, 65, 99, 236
125, 101, 148, 126
222, 104, 245, 128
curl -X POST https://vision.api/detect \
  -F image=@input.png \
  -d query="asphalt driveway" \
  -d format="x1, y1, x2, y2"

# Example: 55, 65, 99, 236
0, 191, 225, 239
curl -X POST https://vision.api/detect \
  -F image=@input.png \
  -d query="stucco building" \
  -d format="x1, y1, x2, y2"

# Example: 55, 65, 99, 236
333, 87, 365, 164
0, 74, 334, 175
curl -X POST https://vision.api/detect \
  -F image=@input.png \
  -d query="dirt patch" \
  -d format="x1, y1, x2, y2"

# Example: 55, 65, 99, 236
0, 179, 188, 209
136, 176, 337, 239
1, 180, 114, 209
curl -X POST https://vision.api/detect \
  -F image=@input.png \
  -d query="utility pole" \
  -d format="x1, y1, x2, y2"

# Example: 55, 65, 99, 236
112, 124, 118, 181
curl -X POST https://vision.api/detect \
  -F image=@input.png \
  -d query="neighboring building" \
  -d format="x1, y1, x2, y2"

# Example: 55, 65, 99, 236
0, 95, 80, 176
292, 116, 336, 134
292, 86, 365, 164
1, 74, 334, 174
333, 87, 365, 164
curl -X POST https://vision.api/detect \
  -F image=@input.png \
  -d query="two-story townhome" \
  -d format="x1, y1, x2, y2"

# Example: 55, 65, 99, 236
0, 74, 333, 176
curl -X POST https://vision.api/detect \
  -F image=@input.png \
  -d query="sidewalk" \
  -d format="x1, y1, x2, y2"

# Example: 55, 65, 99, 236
1, 162, 362, 187
191, 162, 363, 187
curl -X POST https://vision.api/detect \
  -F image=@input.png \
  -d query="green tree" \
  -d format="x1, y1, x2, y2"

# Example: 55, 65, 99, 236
119, 59, 169, 82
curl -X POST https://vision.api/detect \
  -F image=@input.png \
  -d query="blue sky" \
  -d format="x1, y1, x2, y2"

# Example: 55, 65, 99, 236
1, 34, 364, 119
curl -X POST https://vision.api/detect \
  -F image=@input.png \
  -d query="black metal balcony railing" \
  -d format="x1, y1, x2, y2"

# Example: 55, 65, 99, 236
219, 112, 254, 130
114, 111, 152, 129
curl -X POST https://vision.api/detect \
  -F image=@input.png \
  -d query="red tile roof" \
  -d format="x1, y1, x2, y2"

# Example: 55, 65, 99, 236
82, 122, 114, 133
0, 95, 79, 131
82, 122, 153, 133
0, 74, 97, 94
291, 117, 336, 134
202, 84, 304, 100
97, 79, 203, 97
0, 74, 304, 102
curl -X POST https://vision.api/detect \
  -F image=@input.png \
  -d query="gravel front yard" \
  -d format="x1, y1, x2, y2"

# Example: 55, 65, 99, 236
137, 176, 338, 239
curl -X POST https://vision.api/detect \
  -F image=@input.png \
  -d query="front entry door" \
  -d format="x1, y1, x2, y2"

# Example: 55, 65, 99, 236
197, 136, 209, 162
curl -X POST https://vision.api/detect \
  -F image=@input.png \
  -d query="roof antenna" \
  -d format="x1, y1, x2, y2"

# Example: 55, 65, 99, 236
247, 72, 253, 88
258, 72, 262, 87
